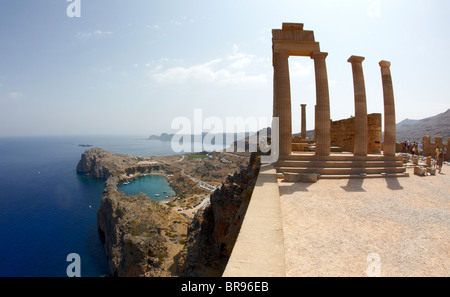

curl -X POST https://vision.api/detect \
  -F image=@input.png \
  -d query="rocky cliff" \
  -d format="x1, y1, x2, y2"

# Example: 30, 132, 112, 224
76, 148, 134, 180
97, 190, 170, 276
77, 147, 258, 277
177, 152, 261, 276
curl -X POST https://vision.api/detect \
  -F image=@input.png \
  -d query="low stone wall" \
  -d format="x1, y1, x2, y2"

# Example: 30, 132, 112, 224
422, 136, 449, 157
330, 113, 382, 154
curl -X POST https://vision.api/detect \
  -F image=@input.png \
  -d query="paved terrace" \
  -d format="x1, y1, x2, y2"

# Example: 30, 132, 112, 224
223, 163, 450, 277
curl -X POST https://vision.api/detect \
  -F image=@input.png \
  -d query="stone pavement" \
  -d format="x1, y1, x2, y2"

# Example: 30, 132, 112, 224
279, 165, 450, 276
223, 163, 449, 277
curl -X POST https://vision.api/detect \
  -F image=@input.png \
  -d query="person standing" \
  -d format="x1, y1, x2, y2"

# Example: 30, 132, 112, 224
435, 146, 440, 168
444, 147, 447, 161
437, 149, 444, 173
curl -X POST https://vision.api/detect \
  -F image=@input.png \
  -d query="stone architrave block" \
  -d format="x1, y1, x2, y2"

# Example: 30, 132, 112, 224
426, 167, 436, 175
414, 166, 426, 176
284, 172, 318, 183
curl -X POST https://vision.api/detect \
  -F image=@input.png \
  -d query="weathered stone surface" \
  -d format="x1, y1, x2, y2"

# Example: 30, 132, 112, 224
414, 166, 427, 176
330, 114, 382, 154
284, 172, 318, 183
380, 60, 397, 157
427, 167, 436, 175
348, 55, 368, 156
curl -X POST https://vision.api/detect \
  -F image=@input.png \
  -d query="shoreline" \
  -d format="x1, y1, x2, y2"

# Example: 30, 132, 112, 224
76, 147, 250, 277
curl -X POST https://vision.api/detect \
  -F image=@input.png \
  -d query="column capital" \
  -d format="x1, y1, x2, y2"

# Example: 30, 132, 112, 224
300, 104, 307, 107
311, 52, 328, 60
379, 60, 391, 68
347, 55, 365, 63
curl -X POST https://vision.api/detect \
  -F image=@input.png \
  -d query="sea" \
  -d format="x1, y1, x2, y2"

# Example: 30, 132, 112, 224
0, 135, 228, 277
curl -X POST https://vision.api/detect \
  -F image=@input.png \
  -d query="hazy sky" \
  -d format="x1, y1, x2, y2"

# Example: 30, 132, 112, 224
0, 0, 449, 136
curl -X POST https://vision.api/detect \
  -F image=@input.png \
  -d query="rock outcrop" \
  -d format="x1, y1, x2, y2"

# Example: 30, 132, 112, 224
178, 153, 261, 276
76, 148, 134, 180
76, 147, 257, 277
97, 190, 186, 277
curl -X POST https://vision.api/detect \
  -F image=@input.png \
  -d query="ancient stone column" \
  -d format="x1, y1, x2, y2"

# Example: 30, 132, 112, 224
379, 61, 396, 157
311, 52, 331, 156
301, 104, 307, 140
274, 52, 292, 156
348, 56, 368, 156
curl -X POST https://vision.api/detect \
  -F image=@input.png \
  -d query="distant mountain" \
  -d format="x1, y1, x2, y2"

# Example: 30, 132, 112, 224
396, 108, 450, 142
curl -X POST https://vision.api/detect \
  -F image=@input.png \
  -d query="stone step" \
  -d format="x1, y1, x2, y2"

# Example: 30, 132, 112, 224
318, 172, 410, 179
276, 160, 404, 168
281, 153, 401, 162
276, 166, 407, 175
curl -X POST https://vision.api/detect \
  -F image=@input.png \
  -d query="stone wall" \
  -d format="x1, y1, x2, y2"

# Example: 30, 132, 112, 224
330, 113, 382, 154
422, 135, 449, 157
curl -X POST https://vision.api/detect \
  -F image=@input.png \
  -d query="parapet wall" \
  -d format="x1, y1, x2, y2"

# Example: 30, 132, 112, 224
330, 113, 382, 154
422, 136, 449, 157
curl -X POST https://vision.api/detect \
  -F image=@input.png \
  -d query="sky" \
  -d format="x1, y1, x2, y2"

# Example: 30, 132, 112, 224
0, 0, 449, 136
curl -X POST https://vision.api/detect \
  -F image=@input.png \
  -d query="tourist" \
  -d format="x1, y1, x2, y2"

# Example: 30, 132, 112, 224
444, 147, 447, 161
435, 146, 440, 168
411, 143, 415, 157
437, 149, 444, 173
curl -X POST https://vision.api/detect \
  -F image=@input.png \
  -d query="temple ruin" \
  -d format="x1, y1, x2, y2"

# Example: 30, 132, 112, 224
272, 23, 408, 179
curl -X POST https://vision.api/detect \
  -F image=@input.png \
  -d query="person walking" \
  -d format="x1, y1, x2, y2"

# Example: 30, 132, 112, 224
437, 148, 444, 174
444, 147, 447, 161
435, 146, 440, 168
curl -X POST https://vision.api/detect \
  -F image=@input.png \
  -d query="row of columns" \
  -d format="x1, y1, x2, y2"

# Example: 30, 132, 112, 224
279, 53, 396, 157
346, 57, 396, 157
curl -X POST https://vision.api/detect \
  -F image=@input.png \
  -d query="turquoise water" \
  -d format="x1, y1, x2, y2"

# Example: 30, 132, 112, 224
118, 175, 176, 202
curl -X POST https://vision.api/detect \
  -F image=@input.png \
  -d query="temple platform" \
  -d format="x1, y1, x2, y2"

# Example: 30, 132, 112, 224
275, 152, 409, 179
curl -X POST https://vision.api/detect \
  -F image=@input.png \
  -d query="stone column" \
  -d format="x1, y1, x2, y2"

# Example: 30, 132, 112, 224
379, 60, 396, 157
348, 56, 368, 156
274, 52, 292, 156
301, 104, 307, 140
311, 52, 331, 156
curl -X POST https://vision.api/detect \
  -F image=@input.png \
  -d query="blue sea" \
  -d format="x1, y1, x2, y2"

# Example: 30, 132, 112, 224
0, 135, 226, 277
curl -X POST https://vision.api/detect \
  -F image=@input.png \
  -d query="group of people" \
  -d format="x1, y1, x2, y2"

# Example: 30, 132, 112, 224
402, 139, 447, 174
436, 146, 447, 174
402, 139, 422, 156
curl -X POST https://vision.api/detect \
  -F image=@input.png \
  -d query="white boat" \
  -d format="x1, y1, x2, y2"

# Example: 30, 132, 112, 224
154, 194, 160, 197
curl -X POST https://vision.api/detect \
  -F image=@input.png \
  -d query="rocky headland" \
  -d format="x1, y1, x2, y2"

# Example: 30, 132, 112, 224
76, 147, 258, 277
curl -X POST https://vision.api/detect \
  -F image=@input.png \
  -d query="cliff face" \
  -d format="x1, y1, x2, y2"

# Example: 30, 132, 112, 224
76, 148, 134, 180
97, 190, 186, 277
178, 153, 261, 276
76, 147, 258, 277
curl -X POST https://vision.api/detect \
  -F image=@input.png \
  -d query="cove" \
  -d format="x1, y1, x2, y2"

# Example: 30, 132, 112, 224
118, 175, 175, 202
